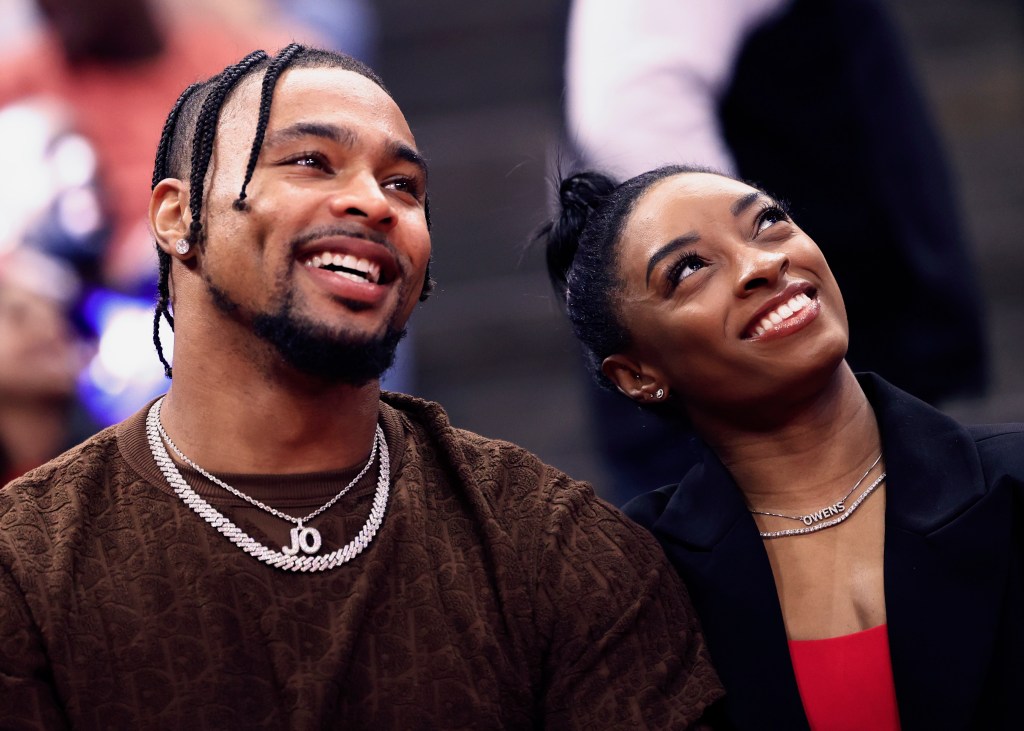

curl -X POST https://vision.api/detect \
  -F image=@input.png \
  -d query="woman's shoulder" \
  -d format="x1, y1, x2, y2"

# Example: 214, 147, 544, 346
967, 422, 1024, 481
622, 483, 683, 530
968, 422, 1024, 443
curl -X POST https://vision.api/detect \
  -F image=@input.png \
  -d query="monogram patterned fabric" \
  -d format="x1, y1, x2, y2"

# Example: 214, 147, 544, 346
0, 393, 721, 729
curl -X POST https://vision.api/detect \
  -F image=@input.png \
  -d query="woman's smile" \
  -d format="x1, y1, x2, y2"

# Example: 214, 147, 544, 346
742, 284, 820, 340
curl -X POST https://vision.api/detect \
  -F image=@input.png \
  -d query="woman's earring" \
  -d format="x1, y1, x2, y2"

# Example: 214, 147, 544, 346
654, 388, 665, 400
175, 238, 191, 255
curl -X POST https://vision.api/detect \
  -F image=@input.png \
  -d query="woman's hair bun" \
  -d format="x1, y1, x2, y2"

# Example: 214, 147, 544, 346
539, 171, 617, 299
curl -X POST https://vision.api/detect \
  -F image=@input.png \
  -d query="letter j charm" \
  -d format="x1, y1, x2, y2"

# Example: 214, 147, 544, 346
282, 521, 323, 555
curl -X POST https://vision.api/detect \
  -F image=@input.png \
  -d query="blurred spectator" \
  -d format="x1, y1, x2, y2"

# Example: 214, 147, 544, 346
0, 248, 93, 484
0, 0, 295, 291
564, 0, 988, 503
0, 97, 107, 277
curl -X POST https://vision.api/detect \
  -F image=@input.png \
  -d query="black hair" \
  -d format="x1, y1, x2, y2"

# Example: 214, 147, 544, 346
150, 44, 433, 378
538, 164, 715, 392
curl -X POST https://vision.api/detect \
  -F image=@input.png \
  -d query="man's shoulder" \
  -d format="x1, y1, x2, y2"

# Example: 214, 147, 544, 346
382, 390, 558, 478
3, 422, 120, 493
0, 424, 125, 553
381, 390, 639, 529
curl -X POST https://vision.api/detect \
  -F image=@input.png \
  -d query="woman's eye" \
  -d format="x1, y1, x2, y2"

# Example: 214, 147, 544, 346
668, 253, 708, 286
755, 204, 790, 235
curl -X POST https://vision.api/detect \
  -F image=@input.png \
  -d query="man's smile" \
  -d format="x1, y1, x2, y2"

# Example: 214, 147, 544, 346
302, 252, 381, 284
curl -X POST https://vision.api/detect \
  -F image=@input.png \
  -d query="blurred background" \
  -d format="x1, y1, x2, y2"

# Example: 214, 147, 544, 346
1, 0, 1021, 497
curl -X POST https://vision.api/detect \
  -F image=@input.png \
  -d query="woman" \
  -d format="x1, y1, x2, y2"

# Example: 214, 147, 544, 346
540, 166, 1023, 730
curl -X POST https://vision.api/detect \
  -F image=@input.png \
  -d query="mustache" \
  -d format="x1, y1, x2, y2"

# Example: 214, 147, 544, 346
289, 224, 393, 252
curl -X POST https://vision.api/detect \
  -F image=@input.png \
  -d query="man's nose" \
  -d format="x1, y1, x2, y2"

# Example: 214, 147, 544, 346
326, 172, 397, 231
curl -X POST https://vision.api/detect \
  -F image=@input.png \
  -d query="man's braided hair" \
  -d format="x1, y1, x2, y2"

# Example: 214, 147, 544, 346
150, 44, 433, 378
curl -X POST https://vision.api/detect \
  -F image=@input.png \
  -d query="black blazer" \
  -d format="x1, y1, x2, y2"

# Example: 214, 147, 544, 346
625, 375, 1024, 730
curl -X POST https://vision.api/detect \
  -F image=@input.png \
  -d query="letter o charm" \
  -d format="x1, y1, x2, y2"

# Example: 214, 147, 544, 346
298, 526, 322, 554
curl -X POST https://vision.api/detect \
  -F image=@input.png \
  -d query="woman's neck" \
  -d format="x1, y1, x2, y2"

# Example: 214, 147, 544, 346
698, 365, 882, 513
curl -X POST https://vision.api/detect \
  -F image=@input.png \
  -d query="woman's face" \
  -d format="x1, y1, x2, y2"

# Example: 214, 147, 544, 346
606, 173, 849, 422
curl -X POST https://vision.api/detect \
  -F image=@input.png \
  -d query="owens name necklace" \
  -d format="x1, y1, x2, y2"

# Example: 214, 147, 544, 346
750, 452, 885, 539
146, 397, 389, 572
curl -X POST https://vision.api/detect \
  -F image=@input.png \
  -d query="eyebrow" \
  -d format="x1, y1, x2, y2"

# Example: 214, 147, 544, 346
263, 122, 357, 148
385, 140, 429, 182
730, 191, 763, 217
646, 232, 700, 287
263, 122, 429, 180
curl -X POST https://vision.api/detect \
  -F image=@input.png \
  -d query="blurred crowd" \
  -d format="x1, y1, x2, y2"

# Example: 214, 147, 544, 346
0, 0, 1004, 497
0, 0, 376, 479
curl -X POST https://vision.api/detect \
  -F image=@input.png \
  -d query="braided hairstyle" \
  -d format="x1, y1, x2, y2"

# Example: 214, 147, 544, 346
538, 164, 713, 392
149, 44, 433, 378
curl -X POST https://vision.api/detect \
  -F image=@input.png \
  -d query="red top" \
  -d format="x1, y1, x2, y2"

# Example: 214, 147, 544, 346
788, 624, 901, 730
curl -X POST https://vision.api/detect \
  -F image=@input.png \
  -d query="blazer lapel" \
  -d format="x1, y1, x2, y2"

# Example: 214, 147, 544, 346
867, 375, 1012, 731
651, 451, 810, 730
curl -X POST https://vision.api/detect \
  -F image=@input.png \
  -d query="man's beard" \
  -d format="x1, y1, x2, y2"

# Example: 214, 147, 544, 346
210, 284, 406, 386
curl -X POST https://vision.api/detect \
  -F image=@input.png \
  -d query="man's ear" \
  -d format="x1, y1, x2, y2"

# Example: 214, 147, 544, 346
601, 354, 668, 403
150, 178, 193, 259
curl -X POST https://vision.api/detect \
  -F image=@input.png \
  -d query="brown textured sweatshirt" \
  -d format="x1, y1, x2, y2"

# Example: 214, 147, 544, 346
0, 392, 721, 729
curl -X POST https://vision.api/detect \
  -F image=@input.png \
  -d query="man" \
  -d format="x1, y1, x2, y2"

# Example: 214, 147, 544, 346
0, 46, 721, 728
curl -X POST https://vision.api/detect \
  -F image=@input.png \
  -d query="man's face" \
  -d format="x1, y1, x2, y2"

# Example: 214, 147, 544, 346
192, 66, 431, 384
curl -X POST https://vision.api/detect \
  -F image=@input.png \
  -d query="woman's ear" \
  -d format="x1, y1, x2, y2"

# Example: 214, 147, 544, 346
602, 354, 668, 403
150, 178, 193, 259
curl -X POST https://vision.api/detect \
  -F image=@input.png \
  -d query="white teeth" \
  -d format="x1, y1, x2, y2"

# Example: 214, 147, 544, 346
748, 292, 814, 337
303, 252, 382, 284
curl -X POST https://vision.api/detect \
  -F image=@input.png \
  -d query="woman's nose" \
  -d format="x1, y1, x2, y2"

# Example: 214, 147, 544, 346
735, 246, 789, 296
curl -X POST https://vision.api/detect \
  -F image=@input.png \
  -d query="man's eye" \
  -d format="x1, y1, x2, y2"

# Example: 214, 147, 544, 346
384, 177, 424, 200
285, 152, 330, 171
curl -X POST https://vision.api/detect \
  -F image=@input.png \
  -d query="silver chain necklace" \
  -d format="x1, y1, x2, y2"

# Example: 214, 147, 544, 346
146, 397, 390, 572
750, 452, 884, 539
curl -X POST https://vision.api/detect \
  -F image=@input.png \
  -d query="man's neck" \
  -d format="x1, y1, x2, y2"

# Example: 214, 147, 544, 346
158, 359, 383, 475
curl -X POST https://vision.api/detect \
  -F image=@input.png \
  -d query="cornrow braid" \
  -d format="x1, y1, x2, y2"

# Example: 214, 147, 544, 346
152, 83, 201, 189
151, 82, 202, 377
186, 50, 270, 246
234, 43, 303, 211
